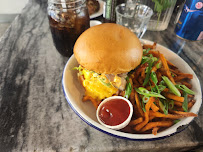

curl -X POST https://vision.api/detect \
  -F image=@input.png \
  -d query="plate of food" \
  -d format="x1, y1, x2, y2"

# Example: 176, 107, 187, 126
87, 0, 104, 19
62, 23, 202, 140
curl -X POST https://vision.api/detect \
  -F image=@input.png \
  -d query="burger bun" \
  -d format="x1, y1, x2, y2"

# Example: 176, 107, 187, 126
74, 23, 143, 74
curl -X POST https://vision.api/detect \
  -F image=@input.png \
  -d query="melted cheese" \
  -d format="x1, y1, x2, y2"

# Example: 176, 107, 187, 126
82, 69, 118, 100
113, 75, 122, 88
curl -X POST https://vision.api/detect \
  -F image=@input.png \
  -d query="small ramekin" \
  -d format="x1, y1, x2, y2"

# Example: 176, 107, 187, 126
96, 96, 133, 130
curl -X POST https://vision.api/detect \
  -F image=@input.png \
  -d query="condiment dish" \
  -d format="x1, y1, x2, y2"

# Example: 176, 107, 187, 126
96, 96, 133, 130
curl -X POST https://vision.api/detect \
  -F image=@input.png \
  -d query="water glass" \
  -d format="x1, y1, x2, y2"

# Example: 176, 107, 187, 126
116, 3, 153, 38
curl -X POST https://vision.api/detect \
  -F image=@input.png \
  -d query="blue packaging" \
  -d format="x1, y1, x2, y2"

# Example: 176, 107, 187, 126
175, 0, 203, 41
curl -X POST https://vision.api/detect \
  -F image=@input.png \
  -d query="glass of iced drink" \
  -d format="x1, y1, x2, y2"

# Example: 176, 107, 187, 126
48, 0, 90, 57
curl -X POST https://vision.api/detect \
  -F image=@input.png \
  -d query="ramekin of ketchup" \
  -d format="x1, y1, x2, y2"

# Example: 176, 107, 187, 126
96, 96, 133, 130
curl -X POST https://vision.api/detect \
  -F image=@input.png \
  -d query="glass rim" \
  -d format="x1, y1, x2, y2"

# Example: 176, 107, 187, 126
116, 3, 153, 19
48, 0, 87, 10
48, 0, 85, 5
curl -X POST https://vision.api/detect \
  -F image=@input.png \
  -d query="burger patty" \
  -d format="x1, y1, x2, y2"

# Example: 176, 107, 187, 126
87, 0, 100, 15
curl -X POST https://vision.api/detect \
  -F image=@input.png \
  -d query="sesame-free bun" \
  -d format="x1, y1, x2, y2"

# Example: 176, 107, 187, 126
74, 23, 143, 74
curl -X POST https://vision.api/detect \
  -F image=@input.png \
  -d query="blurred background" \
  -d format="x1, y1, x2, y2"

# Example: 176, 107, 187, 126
0, 0, 28, 37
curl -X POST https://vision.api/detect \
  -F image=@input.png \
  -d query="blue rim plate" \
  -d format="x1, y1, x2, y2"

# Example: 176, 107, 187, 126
62, 39, 202, 140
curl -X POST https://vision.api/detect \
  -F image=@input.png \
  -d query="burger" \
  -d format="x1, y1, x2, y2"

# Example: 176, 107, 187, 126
73, 23, 143, 101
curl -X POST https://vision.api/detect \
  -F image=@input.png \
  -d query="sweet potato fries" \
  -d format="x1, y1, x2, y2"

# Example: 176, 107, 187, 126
127, 43, 197, 134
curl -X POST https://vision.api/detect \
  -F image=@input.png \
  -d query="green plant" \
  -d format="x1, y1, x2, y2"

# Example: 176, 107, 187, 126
152, 0, 173, 27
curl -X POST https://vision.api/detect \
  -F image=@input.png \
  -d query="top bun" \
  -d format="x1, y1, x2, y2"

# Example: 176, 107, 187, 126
74, 23, 143, 74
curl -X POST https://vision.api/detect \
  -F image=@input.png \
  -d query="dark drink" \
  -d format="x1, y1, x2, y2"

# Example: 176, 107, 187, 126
48, 0, 90, 57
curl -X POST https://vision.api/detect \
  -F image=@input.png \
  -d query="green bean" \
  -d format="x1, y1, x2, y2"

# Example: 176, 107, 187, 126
175, 84, 195, 95
182, 92, 188, 112
162, 76, 181, 97
150, 72, 158, 85
124, 77, 132, 99
142, 96, 150, 103
159, 99, 169, 115
143, 48, 150, 55
174, 119, 180, 124
143, 61, 153, 86
169, 100, 174, 109
157, 85, 166, 92
135, 87, 165, 99
156, 62, 162, 69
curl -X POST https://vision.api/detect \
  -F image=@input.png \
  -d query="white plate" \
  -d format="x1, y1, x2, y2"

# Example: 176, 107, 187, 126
90, 20, 102, 27
62, 39, 202, 140
90, 0, 104, 19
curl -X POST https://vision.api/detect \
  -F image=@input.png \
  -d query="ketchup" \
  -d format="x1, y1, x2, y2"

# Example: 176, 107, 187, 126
98, 99, 130, 126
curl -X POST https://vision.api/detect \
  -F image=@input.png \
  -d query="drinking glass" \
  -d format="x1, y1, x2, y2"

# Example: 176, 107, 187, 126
48, 0, 90, 57
116, 3, 153, 38
126, 0, 177, 31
